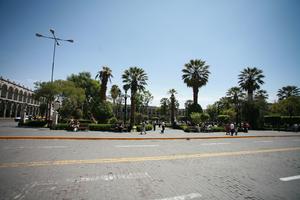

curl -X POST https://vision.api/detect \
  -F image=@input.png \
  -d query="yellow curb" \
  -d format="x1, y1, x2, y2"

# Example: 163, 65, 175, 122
0, 135, 299, 140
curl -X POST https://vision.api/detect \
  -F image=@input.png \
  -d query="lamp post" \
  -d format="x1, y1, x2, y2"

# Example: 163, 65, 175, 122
36, 29, 74, 83
36, 29, 73, 122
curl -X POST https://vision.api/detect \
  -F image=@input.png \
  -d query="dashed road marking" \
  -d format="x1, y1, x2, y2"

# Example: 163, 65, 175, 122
254, 140, 273, 143
67, 172, 151, 182
155, 193, 202, 200
201, 142, 230, 146
1, 147, 300, 168
115, 145, 159, 148
280, 175, 300, 182
3, 146, 68, 150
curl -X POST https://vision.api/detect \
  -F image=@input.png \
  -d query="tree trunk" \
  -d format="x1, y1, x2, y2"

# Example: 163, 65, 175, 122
130, 90, 136, 127
247, 90, 253, 102
100, 78, 108, 102
193, 87, 199, 105
170, 96, 175, 126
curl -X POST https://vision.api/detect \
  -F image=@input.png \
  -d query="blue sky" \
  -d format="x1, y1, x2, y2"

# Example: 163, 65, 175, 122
1, 0, 299, 108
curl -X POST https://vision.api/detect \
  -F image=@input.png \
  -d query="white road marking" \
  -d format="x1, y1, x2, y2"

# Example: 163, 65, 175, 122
3, 146, 68, 150
201, 142, 230, 146
155, 193, 202, 200
280, 175, 300, 181
115, 145, 159, 148
254, 140, 273, 143
67, 172, 151, 183
14, 182, 37, 200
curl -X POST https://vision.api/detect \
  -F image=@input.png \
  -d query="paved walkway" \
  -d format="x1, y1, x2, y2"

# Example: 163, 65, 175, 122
0, 120, 299, 140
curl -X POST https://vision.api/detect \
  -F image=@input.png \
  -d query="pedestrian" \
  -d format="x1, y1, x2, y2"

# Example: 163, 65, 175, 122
230, 122, 235, 136
161, 121, 165, 134
140, 121, 146, 135
153, 121, 156, 131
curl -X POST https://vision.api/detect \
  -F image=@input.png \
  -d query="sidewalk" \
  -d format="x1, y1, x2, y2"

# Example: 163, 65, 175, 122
0, 125, 299, 140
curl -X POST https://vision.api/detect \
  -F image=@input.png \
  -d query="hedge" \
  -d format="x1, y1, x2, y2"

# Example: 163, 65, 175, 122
136, 124, 153, 132
88, 124, 115, 131
51, 123, 69, 130
18, 120, 48, 127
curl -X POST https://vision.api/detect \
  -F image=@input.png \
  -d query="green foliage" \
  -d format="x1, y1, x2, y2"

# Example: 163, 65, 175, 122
51, 123, 69, 130
190, 112, 202, 125
221, 109, 236, 122
187, 103, 203, 116
211, 126, 225, 132
108, 117, 118, 124
88, 124, 114, 131
242, 101, 260, 129
200, 113, 210, 123
217, 115, 230, 124
19, 120, 48, 127
136, 124, 153, 132
92, 102, 113, 123
281, 116, 300, 125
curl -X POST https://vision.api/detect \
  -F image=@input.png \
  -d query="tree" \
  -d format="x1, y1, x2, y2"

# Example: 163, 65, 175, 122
142, 90, 154, 113
238, 67, 265, 102
168, 89, 177, 126
277, 85, 300, 101
160, 98, 170, 117
254, 89, 269, 101
226, 87, 245, 125
182, 59, 210, 105
67, 72, 100, 119
110, 85, 121, 104
95, 66, 113, 102
122, 67, 148, 126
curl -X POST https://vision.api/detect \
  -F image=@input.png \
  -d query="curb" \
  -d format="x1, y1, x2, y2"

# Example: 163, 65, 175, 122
0, 135, 300, 140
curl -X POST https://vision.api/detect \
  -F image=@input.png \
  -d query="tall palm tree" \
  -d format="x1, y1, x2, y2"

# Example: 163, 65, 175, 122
238, 67, 265, 102
123, 84, 130, 123
110, 85, 121, 104
226, 87, 245, 125
160, 98, 170, 117
122, 67, 148, 126
277, 85, 300, 100
168, 89, 177, 126
182, 59, 210, 105
254, 89, 269, 101
95, 66, 113, 102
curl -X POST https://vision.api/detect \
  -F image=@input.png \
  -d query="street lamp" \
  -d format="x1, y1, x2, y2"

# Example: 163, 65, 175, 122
36, 29, 73, 123
123, 84, 130, 124
35, 29, 74, 82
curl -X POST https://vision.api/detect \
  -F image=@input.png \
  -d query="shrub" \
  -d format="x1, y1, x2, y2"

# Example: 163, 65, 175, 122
19, 120, 48, 127
210, 126, 225, 132
88, 124, 114, 131
93, 102, 113, 123
187, 103, 203, 116
108, 117, 118, 124
51, 123, 69, 130
217, 115, 230, 125
136, 124, 153, 132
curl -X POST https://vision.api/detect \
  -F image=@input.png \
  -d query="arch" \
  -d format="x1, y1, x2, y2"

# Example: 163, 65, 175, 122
23, 92, 27, 103
19, 90, 23, 102
1, 84, 8, 98
7, 86, 14, 99
14, 88, 19, 100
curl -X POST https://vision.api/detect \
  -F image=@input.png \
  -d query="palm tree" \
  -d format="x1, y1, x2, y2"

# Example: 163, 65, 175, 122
110, 85, 121, 104
123, 84, 130, 124
182, 59, 210, 105
122, 67, 148, 126
238, 67, 265, 102
160, 98, 170, 117
168, 89, 177, 126
254, 89, 269, 101
226, 87, 245, 125
95, 66, 113, 102
277, 85, 300, 100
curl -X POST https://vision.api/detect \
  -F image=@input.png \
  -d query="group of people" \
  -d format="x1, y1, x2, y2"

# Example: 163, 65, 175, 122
225, 122, 250, 136
140, 121, 165, 135
69, 119, 80, 132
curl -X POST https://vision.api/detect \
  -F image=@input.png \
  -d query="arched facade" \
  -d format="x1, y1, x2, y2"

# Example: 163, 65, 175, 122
0, 77, 41, 118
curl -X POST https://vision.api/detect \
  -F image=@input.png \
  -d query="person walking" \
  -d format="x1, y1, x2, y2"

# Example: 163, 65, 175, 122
161, 121, 165, 134
153, 121, 156, 131
230, 122, 235, 136
140, 121, 146, 135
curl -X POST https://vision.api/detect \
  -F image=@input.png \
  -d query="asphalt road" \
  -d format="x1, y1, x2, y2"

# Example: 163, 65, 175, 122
0, 135, 300, 200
